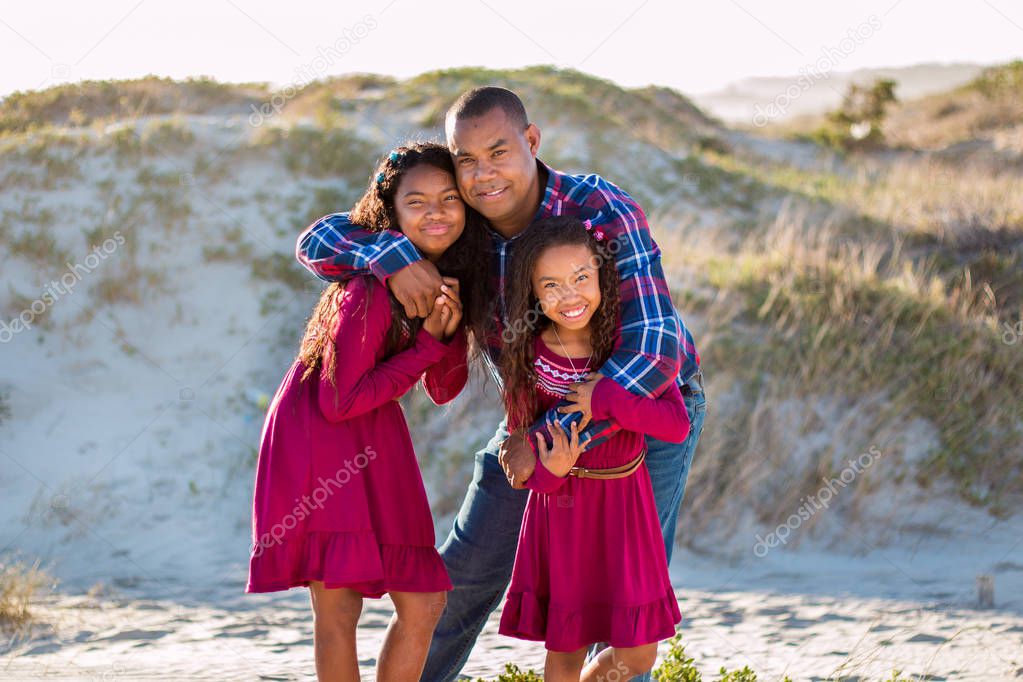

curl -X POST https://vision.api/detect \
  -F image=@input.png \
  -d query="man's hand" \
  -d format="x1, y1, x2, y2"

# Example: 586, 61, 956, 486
387, 260, 443, 318
559, 372, 604, 431
499, 430, 535, 489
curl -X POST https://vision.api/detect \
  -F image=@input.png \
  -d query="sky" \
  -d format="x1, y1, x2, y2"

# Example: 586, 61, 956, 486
0, 0, 1021, 98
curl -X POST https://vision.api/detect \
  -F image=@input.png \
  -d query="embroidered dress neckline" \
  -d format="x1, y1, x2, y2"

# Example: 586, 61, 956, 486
537, 336, 593, 364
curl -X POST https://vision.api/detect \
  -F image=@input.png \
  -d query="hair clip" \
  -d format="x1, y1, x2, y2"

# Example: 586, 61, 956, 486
581, 219, 604, 241
388, 150, 400, 162
375, 172, 386, 185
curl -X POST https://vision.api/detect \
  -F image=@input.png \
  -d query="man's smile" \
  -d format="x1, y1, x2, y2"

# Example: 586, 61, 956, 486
476, 187, 508, 200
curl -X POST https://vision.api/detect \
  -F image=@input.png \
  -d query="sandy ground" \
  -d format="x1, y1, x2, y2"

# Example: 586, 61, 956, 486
4, 532, 1022, 682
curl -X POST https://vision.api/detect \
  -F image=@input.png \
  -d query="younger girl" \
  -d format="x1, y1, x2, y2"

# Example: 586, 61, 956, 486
247, 143, 489, 681
497, 215, 690, 681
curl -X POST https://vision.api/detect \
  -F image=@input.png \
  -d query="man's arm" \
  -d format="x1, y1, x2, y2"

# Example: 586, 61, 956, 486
524, 181, 685, 454
297, 212, 443, 317
297, 212, 422, 282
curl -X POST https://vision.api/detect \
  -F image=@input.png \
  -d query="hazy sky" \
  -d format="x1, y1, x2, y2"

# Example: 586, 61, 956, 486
1, 0, 1020, 97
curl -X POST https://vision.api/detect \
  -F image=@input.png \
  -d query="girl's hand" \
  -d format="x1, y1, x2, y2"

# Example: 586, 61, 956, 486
440, 277, 462, 338
422, 295, 452, 341
534, 420, 589, 478
559, 372, 603, 431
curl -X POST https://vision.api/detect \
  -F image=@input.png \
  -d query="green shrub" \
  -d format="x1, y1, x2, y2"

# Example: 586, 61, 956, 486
474, 663, 543, 682
654, 633, 703, 681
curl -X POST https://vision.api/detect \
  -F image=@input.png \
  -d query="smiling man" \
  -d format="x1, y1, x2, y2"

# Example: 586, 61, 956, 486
296, 86, 706, 682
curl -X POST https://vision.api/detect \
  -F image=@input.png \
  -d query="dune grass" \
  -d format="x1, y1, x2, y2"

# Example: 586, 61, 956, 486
250, 126, 375, 183
661, 203, 1023, 507
2, 70, 1019, 513
0, 560, 53, 634
0, 76, 265, 136
884, 60, 1023, 150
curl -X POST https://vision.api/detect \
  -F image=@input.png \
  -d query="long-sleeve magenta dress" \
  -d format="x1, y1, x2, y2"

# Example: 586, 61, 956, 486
246, 276, 466, 596
498, 337, 689, 651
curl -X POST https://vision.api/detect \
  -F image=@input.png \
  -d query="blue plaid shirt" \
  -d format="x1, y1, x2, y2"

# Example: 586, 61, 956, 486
297, 161, 701, 451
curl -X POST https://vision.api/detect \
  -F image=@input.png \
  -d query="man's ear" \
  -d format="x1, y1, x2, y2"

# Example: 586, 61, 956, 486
525, 123, 541, 157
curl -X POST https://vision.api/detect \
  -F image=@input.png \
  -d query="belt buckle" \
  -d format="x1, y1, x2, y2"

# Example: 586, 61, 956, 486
568, 465, 587, 479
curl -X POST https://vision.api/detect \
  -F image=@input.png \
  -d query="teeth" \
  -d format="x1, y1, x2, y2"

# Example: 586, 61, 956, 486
560, 306, 586, 319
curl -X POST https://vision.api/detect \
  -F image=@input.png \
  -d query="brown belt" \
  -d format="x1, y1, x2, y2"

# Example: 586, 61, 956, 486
567, 448, 646, 480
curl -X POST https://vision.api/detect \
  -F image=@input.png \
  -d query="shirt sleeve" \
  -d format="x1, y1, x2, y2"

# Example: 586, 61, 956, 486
591, 189, 682, 397
590, 377, 690, 443
296, 212, 424, 283
317, 278, 451, 422
422, 326, 469, 405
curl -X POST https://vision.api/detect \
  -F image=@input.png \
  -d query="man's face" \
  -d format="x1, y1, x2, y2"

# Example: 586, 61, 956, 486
447, 107, 540, 224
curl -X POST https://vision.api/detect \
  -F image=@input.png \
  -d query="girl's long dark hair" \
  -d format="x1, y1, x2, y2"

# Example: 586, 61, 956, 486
500, 216, 620, 430
298, 141, 493, 384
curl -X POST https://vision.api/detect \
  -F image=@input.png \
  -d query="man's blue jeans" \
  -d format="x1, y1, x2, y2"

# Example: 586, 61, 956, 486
421, 385, 707, 681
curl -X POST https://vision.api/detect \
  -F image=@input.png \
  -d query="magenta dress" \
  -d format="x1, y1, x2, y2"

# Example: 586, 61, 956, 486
498, 337, 690, 652
246, 276, 466, 597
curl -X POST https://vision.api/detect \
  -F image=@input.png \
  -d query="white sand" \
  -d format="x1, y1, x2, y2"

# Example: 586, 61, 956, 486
4, 523, 1022, 681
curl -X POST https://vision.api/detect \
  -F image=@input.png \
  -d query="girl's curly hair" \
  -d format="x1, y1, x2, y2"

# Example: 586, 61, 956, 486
499, 215, 620, 430
297, 141, 494, 385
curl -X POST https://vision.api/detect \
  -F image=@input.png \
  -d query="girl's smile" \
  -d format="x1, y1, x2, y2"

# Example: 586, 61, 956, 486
531, 243, 602, 336
557, 304, 589, 321
394, 165, 466, 261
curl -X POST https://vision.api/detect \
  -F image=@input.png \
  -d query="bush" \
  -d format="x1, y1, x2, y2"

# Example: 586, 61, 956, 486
654, 633, 703, 681
967, 60, 1023, 100
0, 560, 53, 632
809, 78, 898, 151
474, 664, 543, 682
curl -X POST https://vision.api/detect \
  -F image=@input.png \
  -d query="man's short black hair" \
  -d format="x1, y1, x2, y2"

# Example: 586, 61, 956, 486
446, 86, 529, 131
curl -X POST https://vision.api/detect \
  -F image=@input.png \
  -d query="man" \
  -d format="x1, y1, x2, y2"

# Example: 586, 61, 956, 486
296, 86, 706, 681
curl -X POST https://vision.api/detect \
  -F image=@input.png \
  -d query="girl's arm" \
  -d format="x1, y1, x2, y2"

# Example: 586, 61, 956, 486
590, 378, 690, 443
525, 458, 570, 493
422, 326, 468, 405
317, 278, 451, 422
